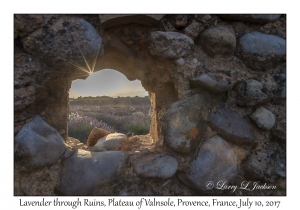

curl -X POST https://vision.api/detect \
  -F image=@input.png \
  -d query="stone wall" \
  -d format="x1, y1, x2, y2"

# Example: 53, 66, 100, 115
14, 14, 286, 195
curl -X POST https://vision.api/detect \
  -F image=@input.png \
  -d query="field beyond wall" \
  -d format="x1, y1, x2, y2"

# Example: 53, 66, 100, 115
68, 96, 151, 142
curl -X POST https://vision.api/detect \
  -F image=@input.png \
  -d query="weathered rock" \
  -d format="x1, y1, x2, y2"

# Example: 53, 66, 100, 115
183, 21, 205, 40
99, 14, 164, 29
149, 31, 194, 59
203, 14, 212, 20
61, 148, 75, 159
65, 137, 85, 151
17, 160, 61, 195
133, 154, 178, 179
259, 73, 281, 100
14, 86, 36, 112
196, 26, 236, 58
219, 14, 281, 23
15, 47, 71, 140
209, 108, 254, 144
230, 143, 250, 165
260, 17, 286, 39
250, 107, 276, 130
184, 21, 205, 40
176, 57, 185, 66
72, 14, 102, 35
244, 150, 268, 180
235, 79, 269, 106
14, 14, 61, 38
175, 56, 199, 81
86, 127, 111, 146
14, 50, 52, 113
23, 16, 103, 74
190, 73, 233, 94
58, 150, 127, 195
273, 74, 286, 101
231, 21, 252, 38
94, 133, 127, 152
182, 136, 237, 191
271, 114, 286, 142
14, 115, 66, 170
162, 94, 209, 154
169, 14, 189, 29
195, 14, 213, 23
237, 31, 286, 71
243, 142, 286, 182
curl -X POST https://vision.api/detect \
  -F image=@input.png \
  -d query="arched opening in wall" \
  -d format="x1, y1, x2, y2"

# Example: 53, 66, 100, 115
67, 69, 151, 144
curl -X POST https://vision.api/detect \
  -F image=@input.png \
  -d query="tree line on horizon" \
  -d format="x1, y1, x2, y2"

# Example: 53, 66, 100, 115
70, 95, 150, 106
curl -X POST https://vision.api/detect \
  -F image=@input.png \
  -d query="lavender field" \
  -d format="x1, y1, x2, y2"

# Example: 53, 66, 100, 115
68, 96, 151, 143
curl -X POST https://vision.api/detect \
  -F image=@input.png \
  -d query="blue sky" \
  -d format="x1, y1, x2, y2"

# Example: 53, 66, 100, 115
69, 69, 148, 98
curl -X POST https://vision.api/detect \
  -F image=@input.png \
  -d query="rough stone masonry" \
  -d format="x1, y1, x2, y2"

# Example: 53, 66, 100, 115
14, 14, 286, 195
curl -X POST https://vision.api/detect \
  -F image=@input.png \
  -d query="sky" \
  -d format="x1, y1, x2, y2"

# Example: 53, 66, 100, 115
69, 69, 148, 98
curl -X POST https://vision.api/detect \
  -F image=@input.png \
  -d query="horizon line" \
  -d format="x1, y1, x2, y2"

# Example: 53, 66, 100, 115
69, 95, 149, 99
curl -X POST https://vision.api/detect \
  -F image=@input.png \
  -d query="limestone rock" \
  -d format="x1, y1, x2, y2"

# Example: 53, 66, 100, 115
99, 14, 164, 29
133, 154, 178, 179
58, 150, 127, 195
244, 150, 268, 180
182, 136, 237, 191
14, 14, 61, 38
86, 127, 111, 146
175, 56, 199, 80
176, 57, 185, 66
162, 94, 209, 154
203, 14, 212, 20
14, 48, 72, 140
250, 107, 276, 130
196, 26, 236, 58
259, 17, 286, 39
243, 142, 286, 182
169, 15, 189, 29
273, 74, 286, 101
250, 14, 281, 22
219, 14, 281, 23
14, 50, 52, 113
72, 14, 102, 35
209, 108, 254, 144
14, 115, 66, 170
184, 21, 205, 39
195, 14, 213, 23
23, 16, 103, 74
231, 21, 251, 38
235, 79, 269, 106
149, 31, 194, 59
61, 148, 75, 159
18, 160, 61, 195
237, 31, 286, 71
271, 114, 286, 142
94, 133, 127, 152
14, 86, 36, 112
190, 73, 233, 94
